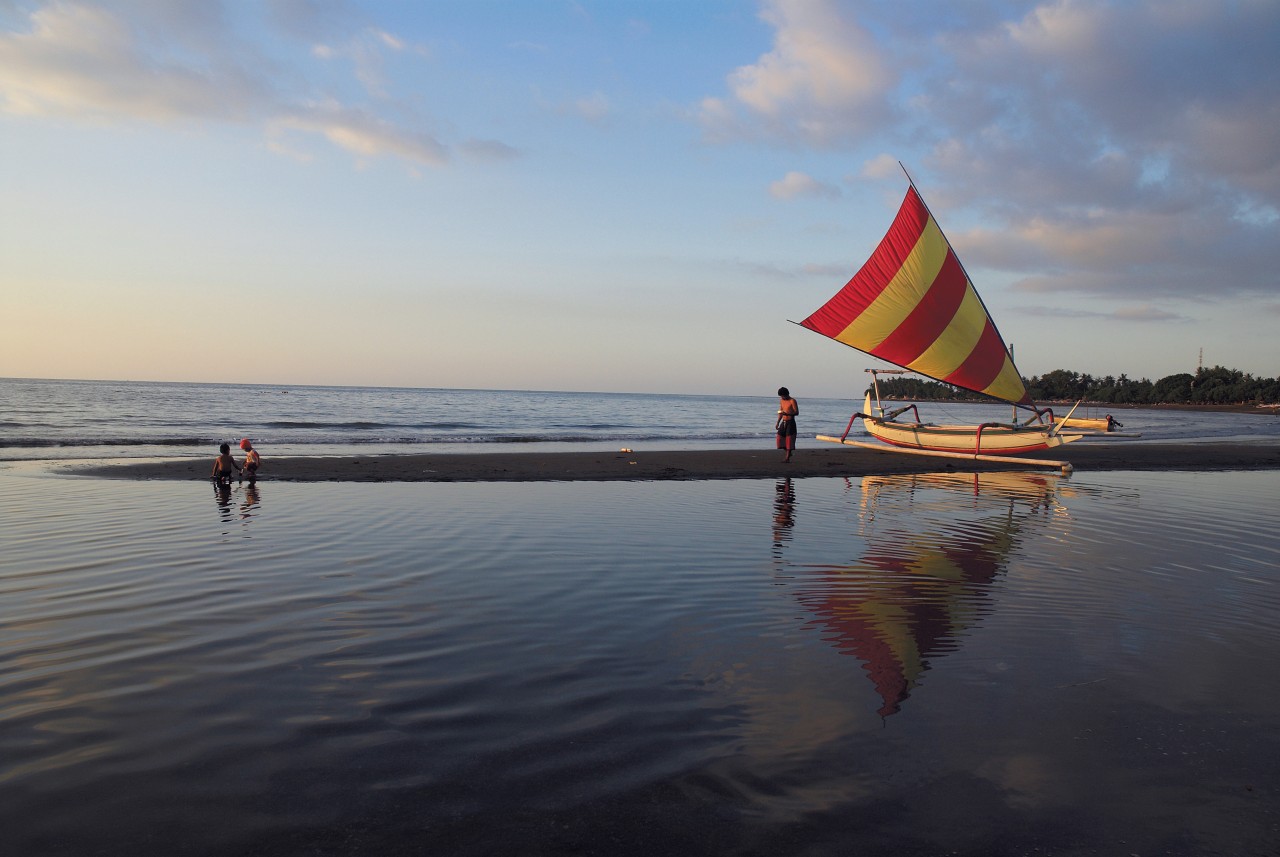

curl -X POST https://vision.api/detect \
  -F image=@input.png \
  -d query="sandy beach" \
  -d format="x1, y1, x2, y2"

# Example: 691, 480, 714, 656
70, 441, 1280, 482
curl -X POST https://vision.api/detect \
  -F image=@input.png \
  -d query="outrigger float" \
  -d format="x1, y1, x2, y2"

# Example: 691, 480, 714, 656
795, 168, 1081, 473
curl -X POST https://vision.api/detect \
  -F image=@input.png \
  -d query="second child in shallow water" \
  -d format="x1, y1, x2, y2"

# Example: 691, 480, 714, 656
212, 443, 241, 485
240, 438, 261, 483
776, 387, 799, 463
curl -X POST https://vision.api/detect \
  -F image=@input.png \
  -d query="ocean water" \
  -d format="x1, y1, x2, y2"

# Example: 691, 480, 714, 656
2, 463, 1278, 855
3, 377, 1279, 462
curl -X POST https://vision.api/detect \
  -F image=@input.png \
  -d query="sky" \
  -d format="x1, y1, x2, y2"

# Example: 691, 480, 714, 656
1, 0, 1277, 398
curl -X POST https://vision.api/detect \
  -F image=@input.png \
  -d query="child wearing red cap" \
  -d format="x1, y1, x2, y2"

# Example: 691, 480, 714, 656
240, 438, 261, 483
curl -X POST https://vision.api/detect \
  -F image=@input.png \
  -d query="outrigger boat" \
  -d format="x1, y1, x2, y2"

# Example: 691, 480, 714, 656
1057, 413, 1123, 433
795, 170, 1082, 465
854, 369, 1080, 455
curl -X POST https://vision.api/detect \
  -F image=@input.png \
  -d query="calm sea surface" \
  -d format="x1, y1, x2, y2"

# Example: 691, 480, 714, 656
4, 377, 1279, 462
2, 463, 1278, 855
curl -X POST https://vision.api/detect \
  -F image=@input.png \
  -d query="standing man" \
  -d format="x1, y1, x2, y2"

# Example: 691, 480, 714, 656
776, 387, 799, 463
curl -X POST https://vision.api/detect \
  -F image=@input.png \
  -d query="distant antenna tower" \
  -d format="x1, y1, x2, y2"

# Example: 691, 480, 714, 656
1198, 347, 1203, 372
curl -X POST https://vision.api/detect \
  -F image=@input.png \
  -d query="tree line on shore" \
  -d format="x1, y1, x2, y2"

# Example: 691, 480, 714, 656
876, 366, 1280, 405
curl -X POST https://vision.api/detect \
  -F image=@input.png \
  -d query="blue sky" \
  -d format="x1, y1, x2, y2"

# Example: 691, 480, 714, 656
2, 0, 1277, 398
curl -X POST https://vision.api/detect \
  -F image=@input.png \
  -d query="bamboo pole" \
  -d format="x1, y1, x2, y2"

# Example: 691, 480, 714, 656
815, 435, 1074, 474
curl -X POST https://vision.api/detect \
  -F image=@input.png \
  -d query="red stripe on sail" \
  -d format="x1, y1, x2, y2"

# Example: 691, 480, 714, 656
800, 188, 930, 338
943, 322, 1007, 393
871, 247, 968, 366
939, 534, 1002, 585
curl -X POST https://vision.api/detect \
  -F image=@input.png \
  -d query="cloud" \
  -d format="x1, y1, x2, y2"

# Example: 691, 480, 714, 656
702, 1, 1280, 305
801, 262, 851, 278
1112, 305, 1184, 322
460, 138, 521, 162
859, 154, 901, 180
769, 170, 840, 200
536, 89, 612, 126
572, 91, 611, 125
0, 3, 262, 122
312, 27, 429, 98
270, 105, 448, 166
1014, 305, 1187, 323
941, 1, 1280, 196
698, 0, 893, 145
0, 1, 494, 169
923, 1, 1280, 301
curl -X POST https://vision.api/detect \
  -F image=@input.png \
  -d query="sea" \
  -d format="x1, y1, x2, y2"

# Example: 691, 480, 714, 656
3, 377, 1280, 855
3, 377, 1280, 462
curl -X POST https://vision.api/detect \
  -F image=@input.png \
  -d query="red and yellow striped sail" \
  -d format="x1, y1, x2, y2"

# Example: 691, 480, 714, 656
801, 186, 1031, 406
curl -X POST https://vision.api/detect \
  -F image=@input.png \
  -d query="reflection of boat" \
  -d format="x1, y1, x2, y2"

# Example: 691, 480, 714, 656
861, 470, 1063, 507
796, 173, 1081, 458
796, 471, 1061, 716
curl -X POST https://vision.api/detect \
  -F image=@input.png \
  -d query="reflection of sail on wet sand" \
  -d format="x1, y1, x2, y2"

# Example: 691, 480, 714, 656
796, 472, 1065, 717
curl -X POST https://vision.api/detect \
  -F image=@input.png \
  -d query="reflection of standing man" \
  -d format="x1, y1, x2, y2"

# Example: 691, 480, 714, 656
776, 386, 799, 462
772, 478, 796, 551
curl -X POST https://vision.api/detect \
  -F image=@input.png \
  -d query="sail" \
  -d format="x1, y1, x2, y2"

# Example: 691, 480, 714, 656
800, 186, 1031, 406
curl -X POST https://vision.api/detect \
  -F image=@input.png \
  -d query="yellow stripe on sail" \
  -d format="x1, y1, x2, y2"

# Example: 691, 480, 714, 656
908, 546, 969, 582
832, 217, 950, 352
904, 284, 986, 380
860, 601, 925, 676
980, 356, 1027, 403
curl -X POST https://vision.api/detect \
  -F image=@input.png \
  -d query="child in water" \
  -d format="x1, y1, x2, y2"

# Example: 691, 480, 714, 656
239, 438, 260, 484
212, 442, 241, 485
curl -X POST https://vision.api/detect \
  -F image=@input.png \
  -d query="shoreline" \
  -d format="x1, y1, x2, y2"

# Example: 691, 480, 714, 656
66, 442, 1280, 483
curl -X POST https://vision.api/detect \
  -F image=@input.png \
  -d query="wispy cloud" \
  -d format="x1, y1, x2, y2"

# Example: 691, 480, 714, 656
269, 105, 448, 167
0, 3, 261, 122
769, 171, 840, 200
1015, 304, 1188, 323
571, 91, 611, 126
698, 0, 893, 145
800, 262, 851, 278
460, 138, 521, 162
312, 28, 429, 98
535, 89, 612, 126
0, 2, 492, 169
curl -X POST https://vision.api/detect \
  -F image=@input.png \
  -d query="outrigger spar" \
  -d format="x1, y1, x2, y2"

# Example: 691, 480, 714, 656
794, 166, 1082, 467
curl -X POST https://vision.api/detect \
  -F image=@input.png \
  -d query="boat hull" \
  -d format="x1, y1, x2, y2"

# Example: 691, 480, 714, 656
863, 417, 1076, 454
860, 393, 1079, 454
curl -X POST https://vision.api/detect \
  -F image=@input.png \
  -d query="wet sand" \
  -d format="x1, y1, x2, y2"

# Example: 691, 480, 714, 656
70, 441, 1280, 482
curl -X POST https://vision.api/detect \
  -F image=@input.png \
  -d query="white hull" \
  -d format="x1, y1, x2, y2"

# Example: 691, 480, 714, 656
859, 394, 1080, 455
